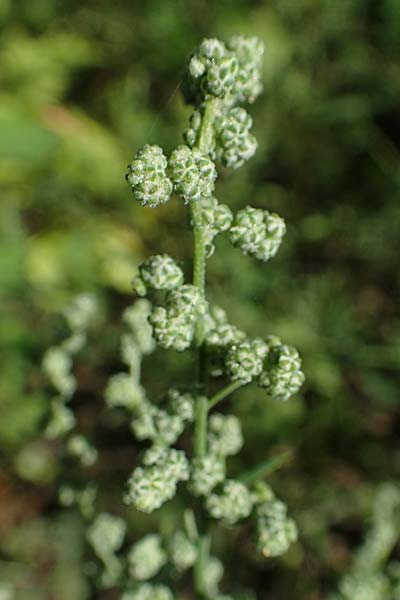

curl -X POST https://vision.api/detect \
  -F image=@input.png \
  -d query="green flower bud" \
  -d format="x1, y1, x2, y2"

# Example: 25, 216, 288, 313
227, 35, 264, 104
87, 512, 126, 560
67, 434, 98, 467
169, 530, 198, 572
208, 413, 243, 457
122, 584, 173, 600
204, 306, 246, 348
183, 109, 203, 148
214, 107, 257, 169
206, 480, 253, 525
128, 534, 166, 581
123, 300, 156, 355
205, 54, 239, 98
258, 344, 305, 401
136, 254, 184, 293
229, 206, 286, 262
193, 196, 233, 256
256, 499, 297, 558
167, 389, 195, 422
126, 145, 173, 208
63, 293, 98, 332
226, 338, 268, 384
189, 454, 225, 497
168, 145, 217, 203
105, 373, 146, 411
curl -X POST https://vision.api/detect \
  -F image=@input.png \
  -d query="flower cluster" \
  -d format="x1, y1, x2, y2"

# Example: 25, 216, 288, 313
169, 531, 198, 572
133, 254, 184, 297
256, 499, 298, 558
86, 512, 126, 586
126, 145, 172, 208
128, 534, 167, 581
193, 196, 233, 256
206, 480, 253, 525
204, 305, 246, 349
183, 36, 264, 106
229, 206, 286, 262
149, 284, 208, 351
189, 454, 226, 497
105, 372, 146, 411
226, 338, 268, 384
124, 448, 189, 513
168, 145, 217, 203
208, 413, 243, 457
259, 342, 305, 401
214, 107, 257, 168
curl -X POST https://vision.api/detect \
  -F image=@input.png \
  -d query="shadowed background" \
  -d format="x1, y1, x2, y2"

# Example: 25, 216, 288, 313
0, 0, 399, 598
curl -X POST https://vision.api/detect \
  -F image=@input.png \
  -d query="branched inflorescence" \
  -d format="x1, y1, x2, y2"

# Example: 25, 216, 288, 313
45, 34, 305, 599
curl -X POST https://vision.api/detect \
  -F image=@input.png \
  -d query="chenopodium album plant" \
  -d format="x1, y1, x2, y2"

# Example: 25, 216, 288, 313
43, 36, 305, 599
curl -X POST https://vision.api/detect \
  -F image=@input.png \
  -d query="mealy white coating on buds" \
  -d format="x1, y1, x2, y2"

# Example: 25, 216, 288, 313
189, 454, 225, 497
87, 512, 126, 560
133, 254, 184, 296
229, 206, 286, 262
105, 373, 146, 411
126, 145, 173, 208
204, 305, 246, 349
67, 434, 98, 466
206, 480, 253, 525
122, 584, 173, 600
124, 448, 189, 513
258, 343, 305, 401
45, 399, 75, 439
214, 107, 257, 169
63, 293, 98, 332
226, 338, 268, 384
169, 530, 198, 572
42, 347, 76, 399
227, 35, 264, 104
123, 300, 156, 355
128, 534, 167, 581
168, 145, 217, 203
256, 499, 298, 557
149, 284, 208, 352
208, 413, 243, 457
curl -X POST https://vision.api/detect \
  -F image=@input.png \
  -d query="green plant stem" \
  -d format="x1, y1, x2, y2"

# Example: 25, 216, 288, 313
208, 380, 243, 409
190, 98, 219, 600
238, 449, 293, 485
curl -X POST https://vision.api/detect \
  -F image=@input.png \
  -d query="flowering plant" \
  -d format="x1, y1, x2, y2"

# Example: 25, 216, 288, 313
43, 35, 304, 599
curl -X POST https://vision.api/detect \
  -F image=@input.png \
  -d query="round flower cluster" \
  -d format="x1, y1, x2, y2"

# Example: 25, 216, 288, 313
208, 413, 243, 457
104, 372, 146, 411
149, 284, 208, 352
87, 512, 126, 584
206, 480, 253, 525
226, 338, 268, 384
183, 36, 264, 106
126, 145, 172, 208
189, 454, 226, 497
133, 254, 184, 297
259, 343, 305, 401
123, 299, 156, 356
168, 145, 217, 203
122, 584, 173, 600
131, 405, 187, 446
229, 206, 286, 262
214, 107, 257, 169
256, 499, 298, 557
193, 196, 233, 256
169, 531, 198, 572
124, 448, 189, 513
128, 534, 166, 581
204, 305, 246, 349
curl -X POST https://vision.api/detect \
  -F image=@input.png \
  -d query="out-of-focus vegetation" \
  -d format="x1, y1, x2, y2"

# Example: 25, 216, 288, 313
0, 0, 399, 598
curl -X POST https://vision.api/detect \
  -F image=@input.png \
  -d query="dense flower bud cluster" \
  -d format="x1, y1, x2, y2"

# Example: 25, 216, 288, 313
193, 196, 233, 256
226, 338, 268, 384
169, 531, 198, 572
133, 254, 184, 297
183, 36, 263, 106
87, 512, 126, 586
105, 373, 146, 411
167, 388, 195, 423
206, 480, 253, 525
131, 404, 187, 446
256, 499, 298, 557
128, 534, 166, 581
168, 145, 217, 203
208, 413, 243, 457
149, 284, 208, 351
204, 305, 246, 349
229, 206, 286, 262
258, 343, 305, 401
125, 448, 189, 513
189, 454, 225, 496
67, 434, 98, 467
122, 584, 173, 600
126, 145, 172, 208
214, 107, 257, 169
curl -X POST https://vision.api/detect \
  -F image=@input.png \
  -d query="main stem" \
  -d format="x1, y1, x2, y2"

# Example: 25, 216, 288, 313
191, 98, 219, 599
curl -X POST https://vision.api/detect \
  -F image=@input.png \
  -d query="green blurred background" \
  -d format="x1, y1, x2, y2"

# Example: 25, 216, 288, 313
1, 0, 399, 598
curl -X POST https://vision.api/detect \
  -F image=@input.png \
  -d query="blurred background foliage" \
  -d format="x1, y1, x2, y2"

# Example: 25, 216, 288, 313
0, 0, 399, 598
